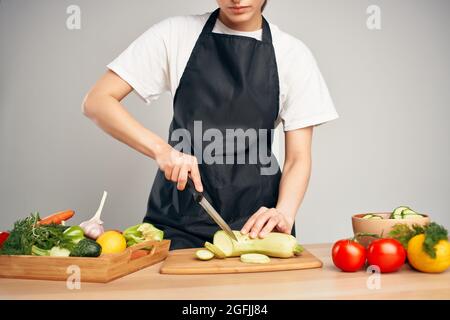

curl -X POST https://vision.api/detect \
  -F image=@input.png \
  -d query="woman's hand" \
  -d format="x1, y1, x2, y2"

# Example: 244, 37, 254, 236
240, 207, 294, 238
155, 143, 203, 192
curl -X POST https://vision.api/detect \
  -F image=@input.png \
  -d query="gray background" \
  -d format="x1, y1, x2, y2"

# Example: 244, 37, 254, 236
1, 0, 449, 244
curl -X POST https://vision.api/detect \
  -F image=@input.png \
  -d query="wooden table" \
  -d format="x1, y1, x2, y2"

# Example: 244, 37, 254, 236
1, 243, 449, 300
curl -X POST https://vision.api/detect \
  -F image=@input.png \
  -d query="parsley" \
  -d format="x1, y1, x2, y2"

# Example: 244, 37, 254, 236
0, 212, 69, 255
423, 222, 448, 258
389, 223, 425, 248
389, 222, 448, 258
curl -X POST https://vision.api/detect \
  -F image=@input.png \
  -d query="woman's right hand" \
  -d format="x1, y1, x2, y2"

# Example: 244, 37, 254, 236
155, 143, 203, 192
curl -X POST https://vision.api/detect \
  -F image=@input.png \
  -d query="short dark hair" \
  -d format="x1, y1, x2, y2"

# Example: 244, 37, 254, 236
262, 0, 268, 11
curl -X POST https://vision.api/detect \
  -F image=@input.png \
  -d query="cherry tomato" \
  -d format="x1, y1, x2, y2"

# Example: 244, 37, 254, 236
332, 239, 366, 272
367, 238, 406, 273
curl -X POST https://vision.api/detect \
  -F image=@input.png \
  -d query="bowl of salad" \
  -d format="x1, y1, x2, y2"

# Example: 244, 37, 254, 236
352, 206, 430, 246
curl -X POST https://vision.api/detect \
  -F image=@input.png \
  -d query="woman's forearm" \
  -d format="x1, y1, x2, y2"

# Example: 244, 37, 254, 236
83, 93, 169, 160
276, 154, 312, 227
82, 71, 203, 191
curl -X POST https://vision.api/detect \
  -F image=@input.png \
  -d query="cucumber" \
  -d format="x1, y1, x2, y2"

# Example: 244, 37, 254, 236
195, 249, 214, 261
389, 206, 424, 219
213, 230, 303, 258
362, 214, 383, 220
204, 241, 226, 258
70, 238, 102, 257
401, 208, 423, 217
390, 206, 410, 219
240, 253, 271, 264
402, 214, 424, 219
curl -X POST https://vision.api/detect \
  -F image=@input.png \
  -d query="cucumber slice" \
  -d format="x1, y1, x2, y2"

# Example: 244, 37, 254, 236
240, 253, 271, 264
204, 241, 226, 259
390, 206, 410, 219
401, 208, 422, 217
403, 214, 424, 219
362, 214, 383, 220
195, 249, 214, 261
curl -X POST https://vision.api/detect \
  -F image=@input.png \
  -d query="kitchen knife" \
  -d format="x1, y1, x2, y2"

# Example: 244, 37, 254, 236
186, 177, 239, 242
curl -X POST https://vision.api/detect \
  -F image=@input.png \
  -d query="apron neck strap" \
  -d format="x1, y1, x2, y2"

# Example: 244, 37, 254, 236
201, 8, 273, 44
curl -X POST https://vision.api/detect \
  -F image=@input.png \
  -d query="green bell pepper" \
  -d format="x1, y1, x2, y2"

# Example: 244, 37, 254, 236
63, 226, 85, 244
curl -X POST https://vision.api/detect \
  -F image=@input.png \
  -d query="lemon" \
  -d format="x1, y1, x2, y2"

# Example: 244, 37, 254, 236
96, 231, 127, 254
407, 234, 450, 273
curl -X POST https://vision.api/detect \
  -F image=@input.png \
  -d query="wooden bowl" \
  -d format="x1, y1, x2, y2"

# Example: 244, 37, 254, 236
352, 212, 430, 247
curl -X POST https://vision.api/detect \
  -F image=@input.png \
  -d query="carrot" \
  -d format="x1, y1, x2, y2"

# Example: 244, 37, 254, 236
38, 210, 75, 225
130, 250, 149, 260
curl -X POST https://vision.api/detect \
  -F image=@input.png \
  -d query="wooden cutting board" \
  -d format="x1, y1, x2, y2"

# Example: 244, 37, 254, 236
160, 247, 323, 274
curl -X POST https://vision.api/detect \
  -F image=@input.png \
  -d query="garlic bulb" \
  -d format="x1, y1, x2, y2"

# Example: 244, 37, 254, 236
79, 191, 107, 240
80, 221, 104, 240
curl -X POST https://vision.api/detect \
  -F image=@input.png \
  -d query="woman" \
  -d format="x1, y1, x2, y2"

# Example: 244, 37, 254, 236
83, 0, 338, 249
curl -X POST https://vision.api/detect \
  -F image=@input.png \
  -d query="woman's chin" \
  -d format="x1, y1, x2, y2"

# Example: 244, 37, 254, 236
223, 10, 256, 25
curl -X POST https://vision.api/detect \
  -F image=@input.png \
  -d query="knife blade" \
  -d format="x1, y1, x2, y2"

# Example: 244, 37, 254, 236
186, 177, 239, 242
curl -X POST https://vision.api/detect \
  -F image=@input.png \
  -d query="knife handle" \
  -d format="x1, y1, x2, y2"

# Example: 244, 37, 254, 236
186, 177, 203, 203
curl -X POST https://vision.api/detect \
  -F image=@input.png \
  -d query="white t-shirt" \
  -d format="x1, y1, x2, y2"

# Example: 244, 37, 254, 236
107, 13, 339, 131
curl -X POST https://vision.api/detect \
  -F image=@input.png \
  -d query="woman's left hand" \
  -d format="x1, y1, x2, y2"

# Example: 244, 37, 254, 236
240, 207, 294, 239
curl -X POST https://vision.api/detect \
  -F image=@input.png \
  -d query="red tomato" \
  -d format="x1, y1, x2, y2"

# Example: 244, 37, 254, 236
332, 239, 367, 272
0, 231, 9, 248
367, 238, 406, 273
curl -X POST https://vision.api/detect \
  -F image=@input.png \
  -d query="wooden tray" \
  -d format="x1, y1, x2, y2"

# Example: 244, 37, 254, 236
0, 239, 170, 283
160, 247, 323, 274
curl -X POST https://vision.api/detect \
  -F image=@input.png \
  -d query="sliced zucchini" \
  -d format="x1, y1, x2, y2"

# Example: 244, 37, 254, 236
195, 249, 214, 261
240, 253, 271, 264
362, 214, 374, 219
213, 231, 234, 257
369, 215, 383, 220
204, 241, 226, 259
390, 206, 410, 219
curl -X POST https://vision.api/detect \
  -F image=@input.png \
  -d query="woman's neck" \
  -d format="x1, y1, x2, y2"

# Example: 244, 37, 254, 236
218, 11, 262, 32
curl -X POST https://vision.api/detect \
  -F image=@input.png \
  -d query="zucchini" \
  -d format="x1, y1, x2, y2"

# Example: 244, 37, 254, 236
240, 253, 271, 264
213, 231, 234, 256
390, 206, 410, 219
362, 214, 374, 219
195, 249, 214, 261
204, 241, 226, 258
213, 230, 303, 258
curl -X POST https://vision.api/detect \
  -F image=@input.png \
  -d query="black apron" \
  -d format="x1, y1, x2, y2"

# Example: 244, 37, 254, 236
145, 9, 292, 250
